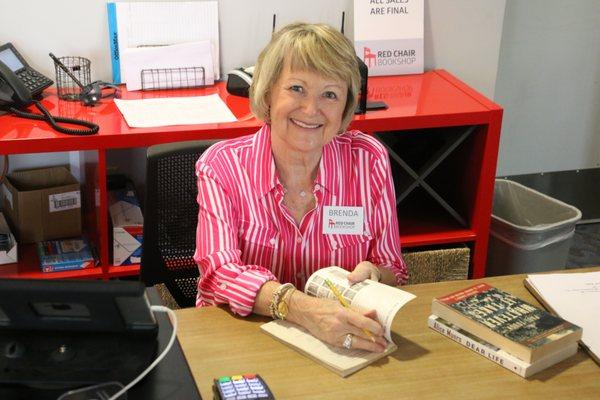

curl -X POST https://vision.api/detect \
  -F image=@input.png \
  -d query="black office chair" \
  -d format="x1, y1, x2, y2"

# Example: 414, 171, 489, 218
141, 140, 218, 308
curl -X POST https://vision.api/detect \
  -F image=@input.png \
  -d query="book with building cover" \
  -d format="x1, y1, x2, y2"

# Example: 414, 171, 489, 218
431, 283, 582, 363
260, 266, 416, 377
428, 315, 578, 377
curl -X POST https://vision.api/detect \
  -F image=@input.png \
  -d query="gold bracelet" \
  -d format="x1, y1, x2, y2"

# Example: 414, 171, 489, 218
277, 286, 296, 321
269, 283, 295, 320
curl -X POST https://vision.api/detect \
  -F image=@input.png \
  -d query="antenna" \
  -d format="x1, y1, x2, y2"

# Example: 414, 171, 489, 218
272, 14, 277, 35
341, 11, 345, 34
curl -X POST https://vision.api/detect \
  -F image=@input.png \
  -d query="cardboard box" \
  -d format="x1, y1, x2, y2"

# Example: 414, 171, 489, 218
109, 186, 143, 266
0, 212, 17, 265
1, 166, 81, 244
37, 238, 95, 273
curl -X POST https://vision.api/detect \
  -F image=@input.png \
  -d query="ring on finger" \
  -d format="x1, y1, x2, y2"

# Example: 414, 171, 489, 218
343, 333, 353, 350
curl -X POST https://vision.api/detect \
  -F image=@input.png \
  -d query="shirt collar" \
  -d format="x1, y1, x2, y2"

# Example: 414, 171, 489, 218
316, 131, 353, 196
252, 125, 280, 198
252, 125, 354, 198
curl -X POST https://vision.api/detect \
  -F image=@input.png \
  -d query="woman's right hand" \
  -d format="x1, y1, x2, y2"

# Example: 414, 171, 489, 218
287, 292, 388, 352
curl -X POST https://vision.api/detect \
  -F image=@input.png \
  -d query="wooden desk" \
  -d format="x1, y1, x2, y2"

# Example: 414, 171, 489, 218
175, 267, 600, 399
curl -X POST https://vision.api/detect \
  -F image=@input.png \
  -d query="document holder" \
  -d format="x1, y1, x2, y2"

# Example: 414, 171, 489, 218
141, 66, 206, 91
0, 279, 158, 392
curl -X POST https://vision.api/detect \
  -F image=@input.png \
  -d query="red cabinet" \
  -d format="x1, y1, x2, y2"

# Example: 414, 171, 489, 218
0, 70, 502, 280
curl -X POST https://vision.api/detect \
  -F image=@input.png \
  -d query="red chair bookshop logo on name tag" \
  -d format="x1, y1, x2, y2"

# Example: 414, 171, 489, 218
322, 206, 364, 235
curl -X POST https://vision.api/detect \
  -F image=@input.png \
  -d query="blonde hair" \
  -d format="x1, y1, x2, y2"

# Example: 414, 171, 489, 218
250, 22, 360, 131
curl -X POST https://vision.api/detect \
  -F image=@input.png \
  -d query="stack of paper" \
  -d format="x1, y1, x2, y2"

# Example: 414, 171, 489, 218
107, 1, 219, 90
114, 94, 237, 128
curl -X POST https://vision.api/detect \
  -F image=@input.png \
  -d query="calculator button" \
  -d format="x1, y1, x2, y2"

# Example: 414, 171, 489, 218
236, 396, 247, 400
257, 395, 269, 398
231, 375, 243, 380
247, 395, 258, 399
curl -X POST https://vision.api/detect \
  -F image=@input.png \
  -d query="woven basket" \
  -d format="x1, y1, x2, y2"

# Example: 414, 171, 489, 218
405, 247, 470, 284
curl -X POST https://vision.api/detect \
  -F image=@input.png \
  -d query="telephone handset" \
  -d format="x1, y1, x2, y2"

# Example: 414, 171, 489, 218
0, 59, 34, 108
0, 44, 99, 135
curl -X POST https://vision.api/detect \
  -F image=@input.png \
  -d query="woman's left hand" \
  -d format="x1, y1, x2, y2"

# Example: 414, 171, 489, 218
347, 261, 381, 284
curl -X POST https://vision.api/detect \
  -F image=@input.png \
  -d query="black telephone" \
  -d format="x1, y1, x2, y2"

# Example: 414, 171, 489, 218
0, 43, 99, 135
0, 43, 53, 97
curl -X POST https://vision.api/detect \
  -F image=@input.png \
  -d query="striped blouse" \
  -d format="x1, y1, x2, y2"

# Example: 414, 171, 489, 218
194, 125, 407, 315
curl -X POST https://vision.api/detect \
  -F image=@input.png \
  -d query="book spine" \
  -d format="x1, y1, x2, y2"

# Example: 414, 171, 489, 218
106, 2, 121, 84
428, 315, 528, 377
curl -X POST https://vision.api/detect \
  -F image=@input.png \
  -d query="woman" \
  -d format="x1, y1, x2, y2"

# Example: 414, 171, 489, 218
194, 22, 407, 353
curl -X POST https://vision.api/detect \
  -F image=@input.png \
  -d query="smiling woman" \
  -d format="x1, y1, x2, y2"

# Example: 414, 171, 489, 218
193, 22, 408, 353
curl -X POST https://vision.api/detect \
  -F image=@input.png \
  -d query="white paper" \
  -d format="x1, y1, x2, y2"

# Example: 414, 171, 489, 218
353, 0, 424, 75
116, 1, 220, 81
114, 94, 237, 128
304, 266, 416, 342
121, 41, 214, 91
526, 272, 600, 362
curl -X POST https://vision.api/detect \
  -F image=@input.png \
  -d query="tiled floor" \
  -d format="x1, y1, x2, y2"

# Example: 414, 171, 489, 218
567, 223, 600, 269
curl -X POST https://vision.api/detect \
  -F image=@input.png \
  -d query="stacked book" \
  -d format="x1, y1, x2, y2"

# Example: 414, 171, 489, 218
429, 283, 582, 378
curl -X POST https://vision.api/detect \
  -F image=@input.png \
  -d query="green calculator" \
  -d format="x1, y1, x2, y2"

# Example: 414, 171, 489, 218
212, 373, 275, 399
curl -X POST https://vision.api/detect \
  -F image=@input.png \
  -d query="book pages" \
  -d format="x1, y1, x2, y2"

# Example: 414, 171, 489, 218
261, 320, 397, 378
304, 266, 416, 342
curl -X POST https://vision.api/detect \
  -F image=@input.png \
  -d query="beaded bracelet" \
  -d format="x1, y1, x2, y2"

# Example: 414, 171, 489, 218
269, 283, 295, 320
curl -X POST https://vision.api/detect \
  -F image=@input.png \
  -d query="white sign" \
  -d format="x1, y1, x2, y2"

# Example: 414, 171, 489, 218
353, 0, 424, 76
322, 206, 364, 235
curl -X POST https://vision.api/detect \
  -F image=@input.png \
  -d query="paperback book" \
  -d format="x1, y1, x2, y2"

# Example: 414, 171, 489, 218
260, 266, 416, 377
428, 315, 578, 377
431, 283, 582, 363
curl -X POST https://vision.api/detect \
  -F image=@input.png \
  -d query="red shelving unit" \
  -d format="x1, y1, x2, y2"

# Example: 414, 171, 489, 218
0, 70, 502, 279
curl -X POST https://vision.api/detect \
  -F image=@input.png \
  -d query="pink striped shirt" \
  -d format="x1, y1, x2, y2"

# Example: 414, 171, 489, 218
194, 125, 407, 315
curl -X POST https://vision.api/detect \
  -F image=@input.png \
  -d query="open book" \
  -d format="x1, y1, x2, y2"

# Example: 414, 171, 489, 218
260, 266, 416, 377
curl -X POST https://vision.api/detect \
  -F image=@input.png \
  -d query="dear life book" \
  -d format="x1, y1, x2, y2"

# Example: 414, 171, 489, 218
431, 283, 582, 363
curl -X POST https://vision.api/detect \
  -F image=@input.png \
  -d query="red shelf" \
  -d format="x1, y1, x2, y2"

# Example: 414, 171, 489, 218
401, 229, 476, 248
106, 264, 141, 278
0, 70, 502, 279
0, 244, 104, 280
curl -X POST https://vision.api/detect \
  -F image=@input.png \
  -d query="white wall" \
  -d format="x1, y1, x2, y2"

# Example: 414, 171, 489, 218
1, 0, 506, 176
494, 0, 600, 176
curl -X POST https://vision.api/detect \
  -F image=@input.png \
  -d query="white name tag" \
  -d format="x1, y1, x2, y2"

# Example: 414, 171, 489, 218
322, 206, 364, 235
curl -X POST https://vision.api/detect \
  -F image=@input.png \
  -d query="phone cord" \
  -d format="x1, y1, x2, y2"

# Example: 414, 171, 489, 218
9, 100, 99, 135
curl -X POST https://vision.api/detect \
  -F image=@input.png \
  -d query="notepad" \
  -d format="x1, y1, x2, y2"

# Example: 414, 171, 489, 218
114, 94, 237, 128
525, 271, 600, 365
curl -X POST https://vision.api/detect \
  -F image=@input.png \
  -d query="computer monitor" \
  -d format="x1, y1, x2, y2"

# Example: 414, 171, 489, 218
0, 279, 158, 393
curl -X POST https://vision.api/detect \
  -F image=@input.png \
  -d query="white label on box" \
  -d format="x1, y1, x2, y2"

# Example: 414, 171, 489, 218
48, 191, 81, 212
2, 185, 13, 210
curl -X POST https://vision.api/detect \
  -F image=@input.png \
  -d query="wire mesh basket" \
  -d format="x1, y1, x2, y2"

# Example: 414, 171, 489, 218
53, 56, 91, 101
141, 66, 206, 91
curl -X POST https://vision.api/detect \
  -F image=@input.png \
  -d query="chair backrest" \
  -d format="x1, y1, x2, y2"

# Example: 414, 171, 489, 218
141, 140, 218, 308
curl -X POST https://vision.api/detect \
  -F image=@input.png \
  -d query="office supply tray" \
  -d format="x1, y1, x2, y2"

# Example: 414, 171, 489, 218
141, 66, 206, 91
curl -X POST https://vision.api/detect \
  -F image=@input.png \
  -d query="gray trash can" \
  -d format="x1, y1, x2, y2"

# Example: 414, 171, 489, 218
486, 179, 581, 276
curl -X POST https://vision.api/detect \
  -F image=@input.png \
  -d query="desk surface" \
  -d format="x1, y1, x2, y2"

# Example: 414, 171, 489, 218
175, 267, 600, 399
0, 70, 499, 154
